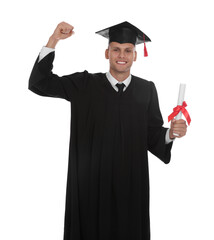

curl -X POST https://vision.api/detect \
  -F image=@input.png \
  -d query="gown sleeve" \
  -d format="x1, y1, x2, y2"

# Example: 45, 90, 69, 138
147, 81, 173, 164
28, 51, 89, 101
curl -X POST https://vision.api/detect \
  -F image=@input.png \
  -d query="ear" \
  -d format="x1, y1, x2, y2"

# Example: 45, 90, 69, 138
105, 48, 109, 59
134, 50, 137, 61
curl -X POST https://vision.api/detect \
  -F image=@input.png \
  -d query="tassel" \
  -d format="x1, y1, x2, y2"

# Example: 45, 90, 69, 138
143, 34, 148, 57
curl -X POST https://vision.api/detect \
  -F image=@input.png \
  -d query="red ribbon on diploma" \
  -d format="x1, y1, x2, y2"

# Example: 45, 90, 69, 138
168, 101, 191, 125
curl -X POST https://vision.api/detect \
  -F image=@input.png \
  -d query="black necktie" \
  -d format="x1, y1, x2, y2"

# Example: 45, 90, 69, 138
116, 83, 125, 95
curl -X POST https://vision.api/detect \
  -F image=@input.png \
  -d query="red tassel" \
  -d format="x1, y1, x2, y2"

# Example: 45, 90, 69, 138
143, 34, 148, 57
144, 43, 148, 57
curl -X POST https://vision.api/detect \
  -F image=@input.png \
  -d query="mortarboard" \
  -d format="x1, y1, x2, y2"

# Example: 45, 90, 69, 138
95, 21, 151, 57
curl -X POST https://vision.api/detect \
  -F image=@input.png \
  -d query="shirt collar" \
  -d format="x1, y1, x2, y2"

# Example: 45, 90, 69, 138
106, 72, 132, 91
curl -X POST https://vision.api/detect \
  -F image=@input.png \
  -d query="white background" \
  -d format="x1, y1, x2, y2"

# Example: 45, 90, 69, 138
1, 0, 214, 239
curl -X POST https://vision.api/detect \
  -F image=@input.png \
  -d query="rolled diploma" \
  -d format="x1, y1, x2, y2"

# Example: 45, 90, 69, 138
173, 84, 186, 136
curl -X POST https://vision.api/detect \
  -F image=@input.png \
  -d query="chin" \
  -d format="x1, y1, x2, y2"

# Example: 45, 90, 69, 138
116, 66, 131, 73
114, 64, 129, 70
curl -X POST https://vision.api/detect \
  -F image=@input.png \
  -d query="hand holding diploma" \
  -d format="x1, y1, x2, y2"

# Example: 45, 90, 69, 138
168, 84, 191, 139
169, 119, 187, 139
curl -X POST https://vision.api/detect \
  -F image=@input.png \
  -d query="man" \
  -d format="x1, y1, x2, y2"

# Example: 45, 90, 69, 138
28, 21, 187, 240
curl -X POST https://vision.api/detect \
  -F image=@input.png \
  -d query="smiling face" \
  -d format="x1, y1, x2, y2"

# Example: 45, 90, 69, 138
105, 42, 137, 80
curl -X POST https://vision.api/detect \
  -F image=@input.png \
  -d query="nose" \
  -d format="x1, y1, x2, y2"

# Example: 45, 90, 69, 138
118, 50, 125, 58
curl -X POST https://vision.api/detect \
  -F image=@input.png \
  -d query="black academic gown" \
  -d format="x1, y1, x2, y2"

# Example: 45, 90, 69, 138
28, 52, 173, 240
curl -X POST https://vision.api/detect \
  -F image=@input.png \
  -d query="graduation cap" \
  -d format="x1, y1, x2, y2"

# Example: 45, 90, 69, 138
95, 21, 151, 57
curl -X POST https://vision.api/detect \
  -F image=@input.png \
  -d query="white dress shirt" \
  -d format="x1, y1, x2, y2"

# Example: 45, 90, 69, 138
106, 71, 131, 92
38, 46, 55, 62
38, 46, 174, 144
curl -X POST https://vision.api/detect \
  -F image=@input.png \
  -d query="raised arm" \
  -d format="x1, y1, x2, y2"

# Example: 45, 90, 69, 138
28, 22, 88, 101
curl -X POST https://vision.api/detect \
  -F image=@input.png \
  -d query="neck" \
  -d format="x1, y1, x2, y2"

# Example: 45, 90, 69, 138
109, 69, 130, 82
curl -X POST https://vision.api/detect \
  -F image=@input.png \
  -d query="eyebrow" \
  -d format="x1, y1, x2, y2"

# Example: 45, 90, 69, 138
112, 46, 134, 50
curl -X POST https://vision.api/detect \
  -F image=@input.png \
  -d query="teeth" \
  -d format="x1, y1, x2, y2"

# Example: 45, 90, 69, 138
117, 61, 126, 64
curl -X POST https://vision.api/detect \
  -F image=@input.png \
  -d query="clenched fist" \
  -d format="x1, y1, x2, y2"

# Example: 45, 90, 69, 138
46, 22, 75, 48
